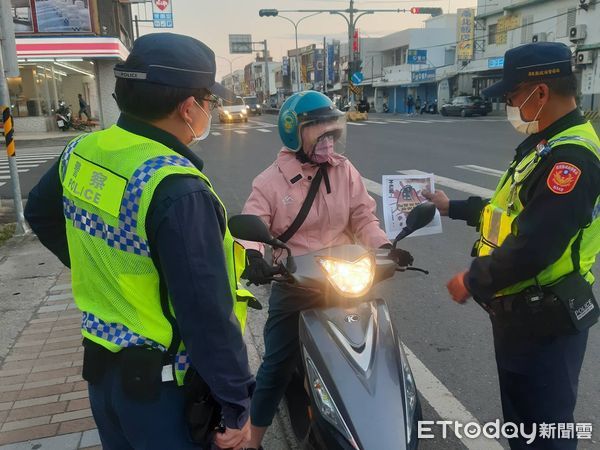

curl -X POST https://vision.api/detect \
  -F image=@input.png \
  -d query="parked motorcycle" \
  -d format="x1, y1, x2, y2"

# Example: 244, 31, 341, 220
229, 202, 436, 450
56, 101, 92, 132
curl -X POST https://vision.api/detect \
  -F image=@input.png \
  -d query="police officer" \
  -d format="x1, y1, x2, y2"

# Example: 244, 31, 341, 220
25, 33, 254, 450
424, 42, 599, 449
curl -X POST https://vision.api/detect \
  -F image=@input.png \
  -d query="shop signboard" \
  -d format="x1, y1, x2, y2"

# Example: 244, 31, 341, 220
488, 57, 504, 69
327, 44, 335, 83
282, 57, 289, 76
411, 69, 436, 83
457, 8, 475, 61
496, 15, 519, 45
407, 49, 427, 65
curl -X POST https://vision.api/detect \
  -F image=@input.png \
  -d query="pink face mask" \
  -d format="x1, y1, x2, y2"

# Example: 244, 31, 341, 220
311, 134, 335, 164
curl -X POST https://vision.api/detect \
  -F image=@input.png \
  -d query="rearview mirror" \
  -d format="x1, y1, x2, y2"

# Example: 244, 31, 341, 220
228, 214, 274, 244
392, 202, 436, 246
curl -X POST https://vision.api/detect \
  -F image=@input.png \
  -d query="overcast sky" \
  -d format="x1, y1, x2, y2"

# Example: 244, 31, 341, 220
136, 0, 477, 78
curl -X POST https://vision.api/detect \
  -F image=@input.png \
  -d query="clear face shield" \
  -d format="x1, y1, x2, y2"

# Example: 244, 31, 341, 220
299, 114, 347, 163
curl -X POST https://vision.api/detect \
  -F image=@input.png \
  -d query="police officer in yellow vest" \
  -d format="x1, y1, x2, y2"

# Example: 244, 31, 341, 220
25, 33, 255, 450
424, 42, 599, 450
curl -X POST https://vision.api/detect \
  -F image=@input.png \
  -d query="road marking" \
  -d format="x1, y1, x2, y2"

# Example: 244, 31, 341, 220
405, 119, 434, 123
385, 120, 410, 124
364, 120, 388, 124
0, 182, 5, 188
233, 130, 247, 135
398, 169, 494, 197
403, 346, 503, 450
0, 171, 30, 179
0, 163, 42, 169
211, 132, 221, 136
347, 122, 366, 126
256, 128, 272, 133
456, 164, 504, 177
361, 177, 383, 196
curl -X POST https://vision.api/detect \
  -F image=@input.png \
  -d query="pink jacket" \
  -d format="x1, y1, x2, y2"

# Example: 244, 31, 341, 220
241, 148, 389, 262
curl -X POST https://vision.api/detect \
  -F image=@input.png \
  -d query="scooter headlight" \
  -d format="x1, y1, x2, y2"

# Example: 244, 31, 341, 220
306, 355, 359, 449
317, 254, 375, 298
399, 344, 418, 444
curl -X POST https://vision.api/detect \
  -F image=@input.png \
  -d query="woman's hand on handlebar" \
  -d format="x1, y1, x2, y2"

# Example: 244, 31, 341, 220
388, 248, 414, 268
242, 250, 275, 286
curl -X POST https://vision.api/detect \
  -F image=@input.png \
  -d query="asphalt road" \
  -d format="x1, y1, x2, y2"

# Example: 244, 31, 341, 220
4, 113, 599, 449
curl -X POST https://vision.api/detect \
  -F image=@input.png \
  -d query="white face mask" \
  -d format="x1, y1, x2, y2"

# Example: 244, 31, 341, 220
185, 100, 211, 146
506, 86, 544, 135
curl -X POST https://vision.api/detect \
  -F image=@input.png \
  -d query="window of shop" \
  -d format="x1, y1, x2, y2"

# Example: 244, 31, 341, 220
488, 24, 497, 45
8, 61, 97, 119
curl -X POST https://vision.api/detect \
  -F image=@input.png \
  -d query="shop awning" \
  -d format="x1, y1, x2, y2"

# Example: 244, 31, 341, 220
16, 37, 129, 61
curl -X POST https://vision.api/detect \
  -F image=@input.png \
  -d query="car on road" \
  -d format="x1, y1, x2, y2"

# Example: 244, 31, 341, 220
219, 96, 248, 123
243, 96, 262, 115
440, 96, 491, 117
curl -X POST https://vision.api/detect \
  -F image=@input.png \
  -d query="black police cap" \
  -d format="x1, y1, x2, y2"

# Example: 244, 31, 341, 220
114, 33, 234, 102
482, 42, 573, 98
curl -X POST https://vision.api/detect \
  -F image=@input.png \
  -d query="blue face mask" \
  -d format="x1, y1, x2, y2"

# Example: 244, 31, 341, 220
186, 100, 211, 146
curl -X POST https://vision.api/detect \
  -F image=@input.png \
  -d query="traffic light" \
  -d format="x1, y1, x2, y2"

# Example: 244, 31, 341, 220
410, 7, 443, 16
258, 9, 278, 17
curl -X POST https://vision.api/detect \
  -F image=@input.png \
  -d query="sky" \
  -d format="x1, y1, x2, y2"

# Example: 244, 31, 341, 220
135, 0, 477, 79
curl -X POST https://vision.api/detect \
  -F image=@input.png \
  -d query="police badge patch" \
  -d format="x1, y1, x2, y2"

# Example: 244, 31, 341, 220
546, 162, 581, 195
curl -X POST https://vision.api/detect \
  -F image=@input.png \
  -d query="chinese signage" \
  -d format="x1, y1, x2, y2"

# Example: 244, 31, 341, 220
12, 0, 92, 33
153, 0, 174, 28
282, 57, 289, 77
412, 69, 436, 83
327, 44, 335, 83
353, 29, 360, 53
457, 8, 475, 61
488, 57, 504, 69
407, 49, 427, 65
496, 15, 519, 45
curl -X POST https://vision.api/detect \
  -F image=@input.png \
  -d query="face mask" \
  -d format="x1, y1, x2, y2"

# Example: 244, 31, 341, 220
311, 134, 335, 164
186, 100, 211, 146
506, 86, 544, 135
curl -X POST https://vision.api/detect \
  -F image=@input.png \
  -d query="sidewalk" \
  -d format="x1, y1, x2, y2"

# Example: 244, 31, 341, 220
0, 235, 291, 449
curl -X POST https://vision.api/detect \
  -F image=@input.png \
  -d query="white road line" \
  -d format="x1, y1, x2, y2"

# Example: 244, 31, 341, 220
14, 154, 59, 159
0, 163, 42, 169
0, 169, 29, 176
385, 120, 410, 124
211, 132, 222, 136
256, 129, 272, 133
404, 346, 503, 450
456, 164, 504, 177
361, 173, 504, 450
347, 122, 366, 126
405, 119, 434, 123
364, 120, 388, 124
233, 130, 247, 135
0, 182, 5, 188
399, 169, 495, 197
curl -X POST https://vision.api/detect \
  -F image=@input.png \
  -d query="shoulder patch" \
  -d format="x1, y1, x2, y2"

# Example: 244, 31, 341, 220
546, 162, 581, 195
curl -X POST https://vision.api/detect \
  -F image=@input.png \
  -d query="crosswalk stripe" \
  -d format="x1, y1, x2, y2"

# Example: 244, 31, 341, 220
347, 122, 366, 126
363, 120, 388, 124
361, 177, 382, 197
456, 164, 503, 177
234, 130, 247, 135
0, 182, 5, 188
398, 169, 494, 197
385, 120, 409, 124
0, 170, 30, 179
14, 154, 59, 159
211, 132, 221, 136
256, 129, 272, 133
0, 163, 43, 169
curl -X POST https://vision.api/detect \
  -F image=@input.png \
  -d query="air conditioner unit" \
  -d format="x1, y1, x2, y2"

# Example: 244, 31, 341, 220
569, 24, 587, 42
532, 33, 547, 43
576, 50, 595, 65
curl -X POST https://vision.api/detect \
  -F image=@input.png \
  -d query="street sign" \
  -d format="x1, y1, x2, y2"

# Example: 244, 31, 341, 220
152, 0, 173, 28
351, 72, 364, 85
229, 34, 253, 54
407, 49, 427, 65
488, 57, 504, 69
349, 81, 361, 95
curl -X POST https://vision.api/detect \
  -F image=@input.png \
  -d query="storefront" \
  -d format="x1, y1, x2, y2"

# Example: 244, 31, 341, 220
10, 37, 128, 132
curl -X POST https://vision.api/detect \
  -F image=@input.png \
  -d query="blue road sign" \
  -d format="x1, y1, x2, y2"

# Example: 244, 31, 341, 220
351, 72, 364, 85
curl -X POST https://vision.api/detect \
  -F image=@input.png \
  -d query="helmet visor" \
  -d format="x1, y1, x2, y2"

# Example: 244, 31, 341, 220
299, 114, 347, 158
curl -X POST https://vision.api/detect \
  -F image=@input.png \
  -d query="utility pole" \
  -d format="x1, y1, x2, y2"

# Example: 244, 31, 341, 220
323, 37, 327, 94
263, 40, 270, 105
0, 1, 29, 235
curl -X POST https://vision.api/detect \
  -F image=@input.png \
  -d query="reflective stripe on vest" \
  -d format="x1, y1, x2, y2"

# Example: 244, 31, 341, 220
60, 126, 249, 385
476, 122, 600, 296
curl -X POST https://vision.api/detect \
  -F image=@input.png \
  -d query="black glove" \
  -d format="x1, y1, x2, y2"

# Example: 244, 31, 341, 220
380, 244, 414, 267
241, 250, 274, 286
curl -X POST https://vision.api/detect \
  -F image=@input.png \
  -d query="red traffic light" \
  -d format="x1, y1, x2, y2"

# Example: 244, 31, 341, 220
410, 7, 443, 15
410, 7, 420, 14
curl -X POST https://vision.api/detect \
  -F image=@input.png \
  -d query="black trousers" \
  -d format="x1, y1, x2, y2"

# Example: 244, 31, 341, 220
492, 323, 589, 450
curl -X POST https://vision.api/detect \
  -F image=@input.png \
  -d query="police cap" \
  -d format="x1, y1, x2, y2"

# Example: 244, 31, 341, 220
482, 42, 573, 98
114, 33, 234, 102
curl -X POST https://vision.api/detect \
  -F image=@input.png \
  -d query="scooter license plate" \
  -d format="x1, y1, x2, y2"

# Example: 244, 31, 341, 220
57, 120, 65, 127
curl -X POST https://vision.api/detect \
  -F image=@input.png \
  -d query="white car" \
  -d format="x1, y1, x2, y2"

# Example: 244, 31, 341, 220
219, 97, 248, 123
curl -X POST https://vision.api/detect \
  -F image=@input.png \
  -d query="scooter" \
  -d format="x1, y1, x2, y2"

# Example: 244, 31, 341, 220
229, 202, 436, 450
56, 100, 92, 132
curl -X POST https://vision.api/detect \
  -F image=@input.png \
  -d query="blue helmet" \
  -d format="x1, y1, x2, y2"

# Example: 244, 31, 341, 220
278, 91, 344, 152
